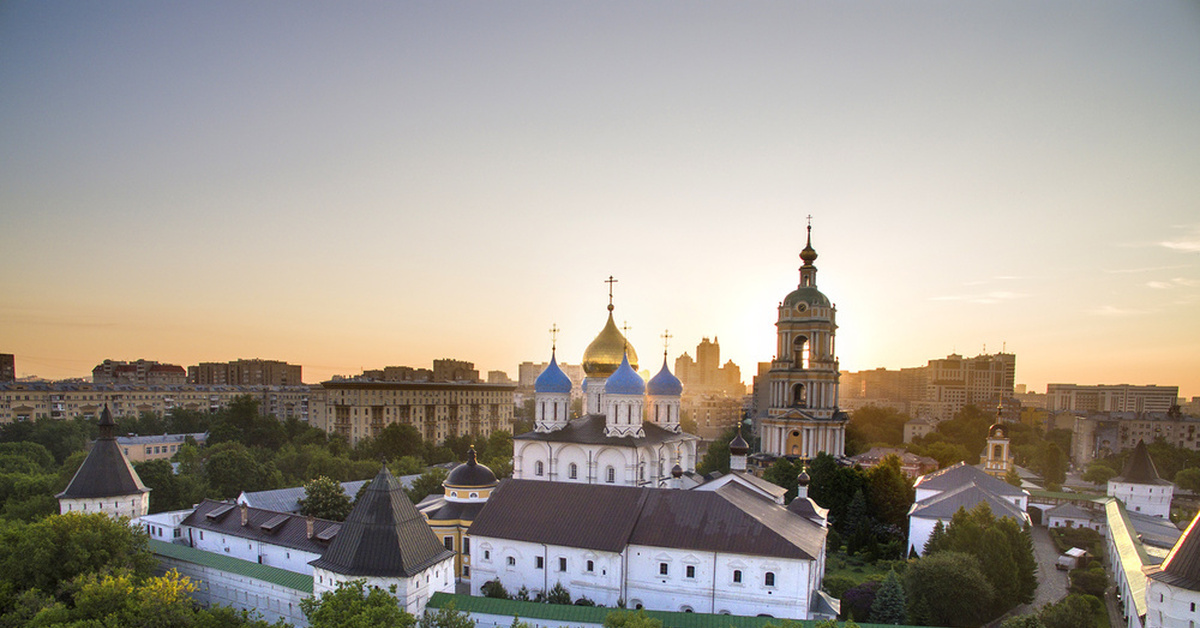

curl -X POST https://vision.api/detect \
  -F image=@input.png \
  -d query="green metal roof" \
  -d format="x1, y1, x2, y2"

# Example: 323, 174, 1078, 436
427, 593, 926, 628
149, 538, 314, 594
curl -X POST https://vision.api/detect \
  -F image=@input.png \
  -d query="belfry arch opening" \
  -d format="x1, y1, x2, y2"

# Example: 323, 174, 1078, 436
792, 383, 807, 408
792, 335, 810, 369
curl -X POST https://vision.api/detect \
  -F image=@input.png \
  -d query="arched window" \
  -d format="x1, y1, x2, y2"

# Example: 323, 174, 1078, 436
792, 335, 809, 369
535, 460, 544, 476
764, 572, 775, 587
568, 463, 578, 480
792, 383, 807, 408
606, 466, 615, 483
993, 444, 1003, 459
733, 569, 742, 583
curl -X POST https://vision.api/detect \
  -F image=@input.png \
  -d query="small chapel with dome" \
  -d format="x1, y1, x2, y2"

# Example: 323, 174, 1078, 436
514, 295, 699, 487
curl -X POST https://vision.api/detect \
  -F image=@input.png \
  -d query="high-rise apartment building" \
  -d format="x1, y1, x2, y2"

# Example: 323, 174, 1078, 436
313, 379, 514, 445
1048, 384, 1178, 414
93, 359, 187, 386
188, 359, 302, 386
840, 352, 1015, 421
431, 359, 480, 383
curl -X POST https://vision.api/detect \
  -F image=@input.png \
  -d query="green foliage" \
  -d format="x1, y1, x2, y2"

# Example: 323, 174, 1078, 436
762, 457, 802, 502
206, 397, 287, 451
299, 475, 354, 521
696, 426, 738, 475
822, 573, 857, 599
420, 602, 476, 628
1069, 566, 1108, 597
1039, 442, 1068, 487
0, 416, 94, 465
301, 579, 417, 628
1005, 466, 1022, 487
807, 452, 866, 532
1174, 467, 1200, 492
203, 441, 282, 498
846, 406, 912, 453
999, 614, 1046, 628
1039, 594, 1096, 628
869, 570, 906, 625
481, 579, 509, 599
904, 551, 995, 627
864, 454, 915, 530
545, 582, 571, 605
917, 405, 993, 465
1082, 461, 1117, 486
135, 459, 207, 514
907, 440, 971, 469
603, 609, 663, 628
0, 513, 155, 608
0, 442, 56, 473
406, 468, 449, 504
923, 503, 1038, 616
1106, 439, 1200, 483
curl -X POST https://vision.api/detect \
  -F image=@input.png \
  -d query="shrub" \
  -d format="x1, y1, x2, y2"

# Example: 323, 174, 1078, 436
481, 579, 509, 599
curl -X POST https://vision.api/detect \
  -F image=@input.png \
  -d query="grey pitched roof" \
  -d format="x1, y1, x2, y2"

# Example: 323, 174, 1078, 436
418, 496, 487, 523
515, 415, 699, 447
909, 483, 1027, 521
468, 479, 826, 561
180, 499, 341, 554
913, 462, 1026, 498
1148, 512, 1200, 591
1045, 502, 1097, 522
57, 406, 149, 499
310, 466, 453, 578
1116, 440, 1170, 485
240, 480, 373, 514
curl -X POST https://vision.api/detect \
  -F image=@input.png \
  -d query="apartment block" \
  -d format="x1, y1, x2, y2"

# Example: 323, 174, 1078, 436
93, 359, 187, 386
188, 359, 302, 386
1047, 384, 1179, 414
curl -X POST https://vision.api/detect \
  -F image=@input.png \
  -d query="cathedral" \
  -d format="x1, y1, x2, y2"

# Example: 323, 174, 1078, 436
759, 224, 849, 460
514, 295, 700, 487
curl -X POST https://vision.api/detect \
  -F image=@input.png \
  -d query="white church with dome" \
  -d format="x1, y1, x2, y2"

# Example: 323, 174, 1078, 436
514, 298, 700, 487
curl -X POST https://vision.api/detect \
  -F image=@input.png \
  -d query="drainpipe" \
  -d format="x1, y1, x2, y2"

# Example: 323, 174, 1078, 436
711, 553, 718, 613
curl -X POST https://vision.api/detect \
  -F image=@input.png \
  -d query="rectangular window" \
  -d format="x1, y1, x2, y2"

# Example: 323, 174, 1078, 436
733, 570, 742, 583
536, 556, 544, 569
586, 560, 594, 572
686, 565, 695, 578
559, 557, 567, 572
659, 563, 668, 576
484, 550, 490, 560
444, 537, 453, 551
463, 538, 470, 555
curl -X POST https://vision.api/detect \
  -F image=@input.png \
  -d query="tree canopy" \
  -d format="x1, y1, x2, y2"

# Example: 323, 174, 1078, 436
299, 476, 354, 521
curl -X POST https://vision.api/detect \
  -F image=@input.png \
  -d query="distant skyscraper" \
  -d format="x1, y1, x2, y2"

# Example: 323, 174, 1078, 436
759, 223, 848, 459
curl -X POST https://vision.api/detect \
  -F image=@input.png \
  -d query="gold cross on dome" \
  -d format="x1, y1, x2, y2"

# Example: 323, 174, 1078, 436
604, 276, 618, 309
549, 324, 560, 351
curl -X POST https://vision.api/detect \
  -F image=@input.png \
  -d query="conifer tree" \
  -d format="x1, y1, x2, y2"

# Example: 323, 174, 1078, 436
870, 570, 907, 625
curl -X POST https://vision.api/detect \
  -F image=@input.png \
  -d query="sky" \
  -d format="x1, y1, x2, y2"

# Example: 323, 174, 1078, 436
2, 2, 1199, 397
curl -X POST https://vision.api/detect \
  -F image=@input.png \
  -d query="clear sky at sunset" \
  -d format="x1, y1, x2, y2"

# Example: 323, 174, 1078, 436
2, 2, 1198, 396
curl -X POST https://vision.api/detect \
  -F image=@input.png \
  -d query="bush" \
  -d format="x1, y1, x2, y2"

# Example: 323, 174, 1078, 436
575, 597, 596, 606
1069, 567, 1108, 598
546, 582, 571, 605
481, 579, 508, 599
823, 574, 857, 599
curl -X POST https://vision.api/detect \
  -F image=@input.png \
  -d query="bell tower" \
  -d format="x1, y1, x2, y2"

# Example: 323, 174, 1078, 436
760, 219, 847, 460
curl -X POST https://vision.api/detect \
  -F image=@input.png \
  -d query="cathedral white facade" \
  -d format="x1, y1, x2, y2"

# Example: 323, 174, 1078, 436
759, 224, 849, 460
514, 301, 699, 487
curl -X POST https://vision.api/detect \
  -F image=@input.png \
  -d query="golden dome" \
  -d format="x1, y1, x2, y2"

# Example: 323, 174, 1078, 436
582, 312, 638, 377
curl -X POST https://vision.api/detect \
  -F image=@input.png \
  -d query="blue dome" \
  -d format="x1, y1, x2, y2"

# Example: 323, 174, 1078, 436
646, 358, 682, 396
535, 354, 572, 394
604, 353, 645, 396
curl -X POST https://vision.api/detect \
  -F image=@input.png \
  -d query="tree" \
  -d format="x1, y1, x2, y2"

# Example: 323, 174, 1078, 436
0, 513, 155, 603
299, 476, 353, 521
922, 503, 1037, 613
1174, 467, 1200, 493
807, 452, 866, 529
924, 520, 946, 554
364, 423, 426, 462
1038, 594, 1095, 628
904, 551, 994, 627
480, 579, 508, 599
603, 610, 663, 628
420, 602, 476, 628
696, 426, 738, 475
545, 582, 571, 605
762, 457, 801, 502
840, 580, 880, 623
1005, 466, 1022, 487
135, 459, 206, 514
1038, 443, 1067, 488
405, 468, 448, 504
864, 454, 914, 530
870, 570, 906, 625
301, 580, 417, 628
999, 615, 1045, 628
847, 406, 912, 452
203, 442, 281, 498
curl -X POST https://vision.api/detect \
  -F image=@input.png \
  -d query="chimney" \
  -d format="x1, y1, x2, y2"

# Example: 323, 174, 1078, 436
306, 515, 315, 539
239, 502, 248, 526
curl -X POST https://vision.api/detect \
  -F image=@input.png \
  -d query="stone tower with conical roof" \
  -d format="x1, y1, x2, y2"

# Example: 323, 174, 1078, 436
57, 405, 150, 518
311, 465, 455, 613
760, 221, 848, 460
1145, 511, 1200, 626
1107, 439, 1174, 519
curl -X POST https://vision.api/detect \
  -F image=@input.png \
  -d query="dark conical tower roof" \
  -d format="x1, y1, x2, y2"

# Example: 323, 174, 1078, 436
310, 465, 453, 577
57, 406, 149, 499
1116, 440, 1169, 485
1148, 512, 1200, 591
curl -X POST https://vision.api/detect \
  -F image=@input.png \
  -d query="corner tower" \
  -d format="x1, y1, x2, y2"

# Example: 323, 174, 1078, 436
57, 405, 150, 518
760, 221, 847, 460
